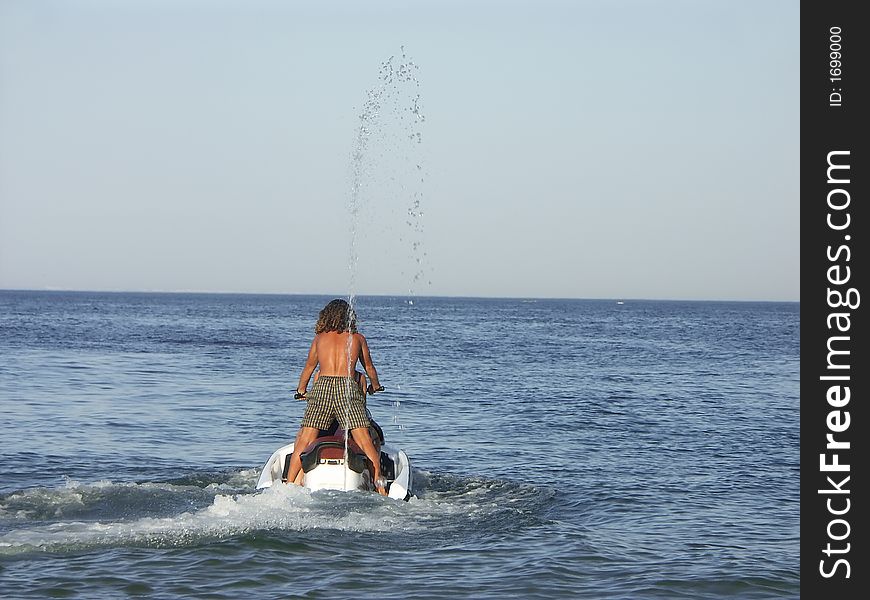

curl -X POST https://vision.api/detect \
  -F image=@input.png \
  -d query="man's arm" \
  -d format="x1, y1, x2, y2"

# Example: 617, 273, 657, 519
296, 337, 319, 396
359, 334, 382, 391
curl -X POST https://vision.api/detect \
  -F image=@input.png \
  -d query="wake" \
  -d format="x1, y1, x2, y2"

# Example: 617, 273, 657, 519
0, 469, 552, 555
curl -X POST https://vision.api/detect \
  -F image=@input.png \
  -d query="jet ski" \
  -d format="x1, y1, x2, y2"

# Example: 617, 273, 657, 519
256, 418, 414, 501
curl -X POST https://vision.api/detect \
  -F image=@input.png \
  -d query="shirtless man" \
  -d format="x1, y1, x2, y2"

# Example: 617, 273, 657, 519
285, 299, 387, 495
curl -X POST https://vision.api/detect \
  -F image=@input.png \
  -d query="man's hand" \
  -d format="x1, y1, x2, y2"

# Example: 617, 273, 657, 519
367, 384, 385, 395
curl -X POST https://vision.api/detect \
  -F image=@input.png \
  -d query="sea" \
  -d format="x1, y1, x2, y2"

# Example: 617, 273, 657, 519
0, 290, 799, 599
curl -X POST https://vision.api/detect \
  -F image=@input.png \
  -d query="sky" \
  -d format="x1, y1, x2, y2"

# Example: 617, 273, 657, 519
0, 0, 800, 301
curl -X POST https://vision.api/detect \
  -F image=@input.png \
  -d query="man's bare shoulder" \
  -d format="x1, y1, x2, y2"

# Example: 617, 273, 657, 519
314, 331, 342, 346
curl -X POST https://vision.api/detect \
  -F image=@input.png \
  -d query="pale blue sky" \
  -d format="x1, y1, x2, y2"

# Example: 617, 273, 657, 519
0, 0, 799, 301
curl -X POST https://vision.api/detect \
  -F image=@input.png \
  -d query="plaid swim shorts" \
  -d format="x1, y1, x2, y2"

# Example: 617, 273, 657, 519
300, 375, 370, 431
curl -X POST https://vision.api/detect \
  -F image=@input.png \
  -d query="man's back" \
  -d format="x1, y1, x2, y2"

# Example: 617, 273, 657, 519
314, 331, 361, 376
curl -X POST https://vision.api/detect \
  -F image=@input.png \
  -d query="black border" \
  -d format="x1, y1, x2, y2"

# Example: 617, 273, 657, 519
801, 2, 867, 597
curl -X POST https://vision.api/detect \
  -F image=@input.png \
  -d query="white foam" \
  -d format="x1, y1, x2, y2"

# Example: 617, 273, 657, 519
0, 470, 547, 554
0, 483, 411, 554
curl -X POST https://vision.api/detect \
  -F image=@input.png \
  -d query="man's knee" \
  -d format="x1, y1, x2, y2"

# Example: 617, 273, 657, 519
350, 426, 373, 444
296, 427, 319, 448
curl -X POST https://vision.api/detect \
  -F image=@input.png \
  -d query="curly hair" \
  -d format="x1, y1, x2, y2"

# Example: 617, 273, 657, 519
314, 299, 358, 334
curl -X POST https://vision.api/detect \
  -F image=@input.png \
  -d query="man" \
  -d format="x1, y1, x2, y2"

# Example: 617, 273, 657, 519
285, 299, 387, 495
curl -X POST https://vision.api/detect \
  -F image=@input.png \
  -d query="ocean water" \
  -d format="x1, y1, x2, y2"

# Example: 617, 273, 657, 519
0, 291, 799, 599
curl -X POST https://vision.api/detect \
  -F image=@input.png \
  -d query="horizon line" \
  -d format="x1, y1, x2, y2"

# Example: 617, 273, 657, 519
0, 287, 800, 304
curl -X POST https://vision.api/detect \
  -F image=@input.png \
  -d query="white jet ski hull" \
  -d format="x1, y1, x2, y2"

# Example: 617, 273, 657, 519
256, 441, 413, 501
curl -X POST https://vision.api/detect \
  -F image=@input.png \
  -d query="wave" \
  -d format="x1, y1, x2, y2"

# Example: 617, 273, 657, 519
0, 469, 552, 556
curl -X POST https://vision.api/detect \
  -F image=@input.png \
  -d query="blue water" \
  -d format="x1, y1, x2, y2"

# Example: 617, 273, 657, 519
0, 291, 799, 598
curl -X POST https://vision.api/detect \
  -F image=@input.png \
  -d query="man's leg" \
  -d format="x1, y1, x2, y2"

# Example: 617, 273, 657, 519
350, 427, 387, 496
285, 426, 320, 485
